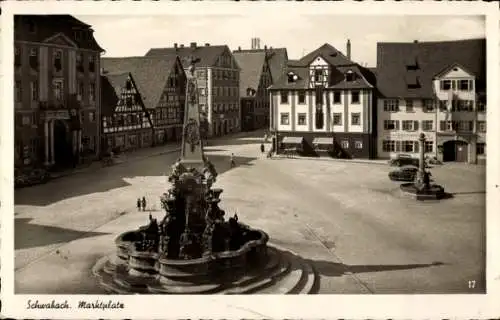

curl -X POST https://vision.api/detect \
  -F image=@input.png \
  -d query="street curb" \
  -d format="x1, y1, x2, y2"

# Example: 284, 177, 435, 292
272, 155, 388, 166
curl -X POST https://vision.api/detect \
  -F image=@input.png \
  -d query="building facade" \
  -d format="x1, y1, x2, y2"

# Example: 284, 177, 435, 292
14, 15, 104, 171
101, 55, 187, 149
146, 43, 240, 138
101, 73, 154, 152
233, 50, 273, 131
268, 42, 377, 158
376, 39, 486, 164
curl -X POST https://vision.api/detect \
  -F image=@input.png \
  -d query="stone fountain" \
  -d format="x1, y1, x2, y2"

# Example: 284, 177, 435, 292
93, 57, 317, 294
400, 133, 446, 200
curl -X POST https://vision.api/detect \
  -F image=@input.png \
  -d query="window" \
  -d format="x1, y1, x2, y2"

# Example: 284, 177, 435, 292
314, 69, 323, 82
424, 141, 434, 153
341, 140, 349, 149
402, 120, 418, 131
422, 120, 433, 131
298, 91, 306, 104
440, 80, 451, 90
89, 82, 95, 101
345, 70, 355, 82
477, 102, 486, 113
89, 111, 96, 122
333, 113, 342, 126
280, 112, 290, 125
405, 99, 414, 112
77, 81, 84, 100
351, 90, 360, 104
297, 113, 306, 125
382, 140, 396, 152
383, 99, 399, 112
15, 47, 21, 67
440, 120, 457, 131
478, 121, 486, 132
196, 70, 206, 78
199, 88, 206, 96
15, 81, 22, 102
22, 115, 32, 126
423, 99, 435, 112
280, 91, 288, 104
53, 50, 62, 72
383, 120, 399, 130
355, 140, 363, 149
333, 92, 341, 104
476, 143, 485, 155
89, 55, 95, 72
402, 140, 415, 153
30, 80, 38, 101
458, 80, 470, 91
76, 53, 84, 72
351, 113, 360, 126
29, 48, 38, 70
457, 100, 473, 112
458, 121, 473, 132
53, 79, 63, 101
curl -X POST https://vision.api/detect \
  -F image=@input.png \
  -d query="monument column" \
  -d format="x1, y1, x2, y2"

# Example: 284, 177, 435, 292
419, 133, 425, 173
44, 120, 50, 166
50, 120, 55, 165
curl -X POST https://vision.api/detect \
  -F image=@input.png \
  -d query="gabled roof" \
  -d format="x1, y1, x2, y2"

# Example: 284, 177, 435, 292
376, 38, 486, 99
101, 72, 129, 117
232, 47, 288, 87
268, 46, 374, 91
232, 51, 267, 97
145, 44, 230, 68
14, 15, 104, 52
298, 43, 354, 67
433, 62, 476, 79
101, 55, 182, 109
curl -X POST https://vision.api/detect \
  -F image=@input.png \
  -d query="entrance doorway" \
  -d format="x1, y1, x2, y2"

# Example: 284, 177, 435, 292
53, 120, 73, 168
443, 140, 468, 162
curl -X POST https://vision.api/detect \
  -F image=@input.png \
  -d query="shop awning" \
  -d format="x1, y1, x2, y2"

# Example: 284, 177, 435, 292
282, 136, 304, 144
312, 137, 334, 145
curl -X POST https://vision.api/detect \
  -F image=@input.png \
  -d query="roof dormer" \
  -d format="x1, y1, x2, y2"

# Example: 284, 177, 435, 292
287, 71, 299, 83
345, 69, 356, 82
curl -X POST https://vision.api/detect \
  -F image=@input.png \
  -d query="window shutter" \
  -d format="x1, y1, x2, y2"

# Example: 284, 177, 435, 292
396, 141, 401, 152
395, 120, 400, 130
414, 121, 419, 131
414, 141, 419, 153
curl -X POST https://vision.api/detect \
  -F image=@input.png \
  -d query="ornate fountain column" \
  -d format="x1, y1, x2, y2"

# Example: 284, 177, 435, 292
44, 120, 50, 166
49, 120, 55, 165
414, 133, 427, 190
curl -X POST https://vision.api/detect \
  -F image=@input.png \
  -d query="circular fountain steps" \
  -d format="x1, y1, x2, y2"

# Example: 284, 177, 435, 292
93, 246, 318, 294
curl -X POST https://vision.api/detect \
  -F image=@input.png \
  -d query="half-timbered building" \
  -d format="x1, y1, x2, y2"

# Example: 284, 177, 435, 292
101, 72, 153, 152
101, 55, 187, 149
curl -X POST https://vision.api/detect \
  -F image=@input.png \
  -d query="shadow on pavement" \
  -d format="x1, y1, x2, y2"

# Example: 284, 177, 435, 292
208, 138, 265, 147
14, 153, 257, 207
15, 217, 111, 250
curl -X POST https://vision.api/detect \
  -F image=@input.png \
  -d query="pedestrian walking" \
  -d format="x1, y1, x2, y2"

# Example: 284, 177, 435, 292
260, 143, 265, 155
230, 153, 236, 168
142, 196, 147, 211
136, 198, 141, 211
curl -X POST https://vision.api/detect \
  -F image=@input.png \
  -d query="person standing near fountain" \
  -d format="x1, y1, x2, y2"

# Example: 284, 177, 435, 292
142, 196, 147, 211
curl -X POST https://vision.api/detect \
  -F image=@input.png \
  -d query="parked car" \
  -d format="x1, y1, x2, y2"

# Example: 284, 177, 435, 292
15, 167, 50, 188
388, 165, 420, 182
388, 154, 420, 167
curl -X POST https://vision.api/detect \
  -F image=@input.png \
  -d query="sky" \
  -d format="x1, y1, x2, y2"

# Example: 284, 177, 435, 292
76, 15, 485, 67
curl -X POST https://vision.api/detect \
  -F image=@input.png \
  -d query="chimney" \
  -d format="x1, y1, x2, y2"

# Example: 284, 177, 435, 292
251, 38, 255, 49
256, 38, 261, 50
346, 39, 351, 60
205, 43, 210, 46
174, 43, 178, 50
414, 40, 418, 43
180, 44, 184, 48
190, 42, 197, 49
264, 45, 267, 51
238, 46, 241, 51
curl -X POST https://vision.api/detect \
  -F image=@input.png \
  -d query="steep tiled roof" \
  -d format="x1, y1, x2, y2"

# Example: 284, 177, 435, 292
376, 38, 486, 99
298, 43, 354, 66
268, 45, 374, 91
232, 47, 288, 86
101, 55, 181, 109
101, 72, 129, 117
232, 51, 267, 97
145, 44, 230, 68
14, 15, 104, 52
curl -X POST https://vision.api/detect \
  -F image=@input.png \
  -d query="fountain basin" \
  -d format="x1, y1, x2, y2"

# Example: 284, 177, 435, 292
400, 183, 446, 200
112, 223, 269, 289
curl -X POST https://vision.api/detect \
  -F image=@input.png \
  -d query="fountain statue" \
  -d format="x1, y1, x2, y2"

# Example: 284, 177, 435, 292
92, 56, 318, 294
400, 133, 446, 200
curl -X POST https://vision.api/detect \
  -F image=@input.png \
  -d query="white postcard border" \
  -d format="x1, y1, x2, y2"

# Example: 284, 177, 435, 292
1, 1, 499, 319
